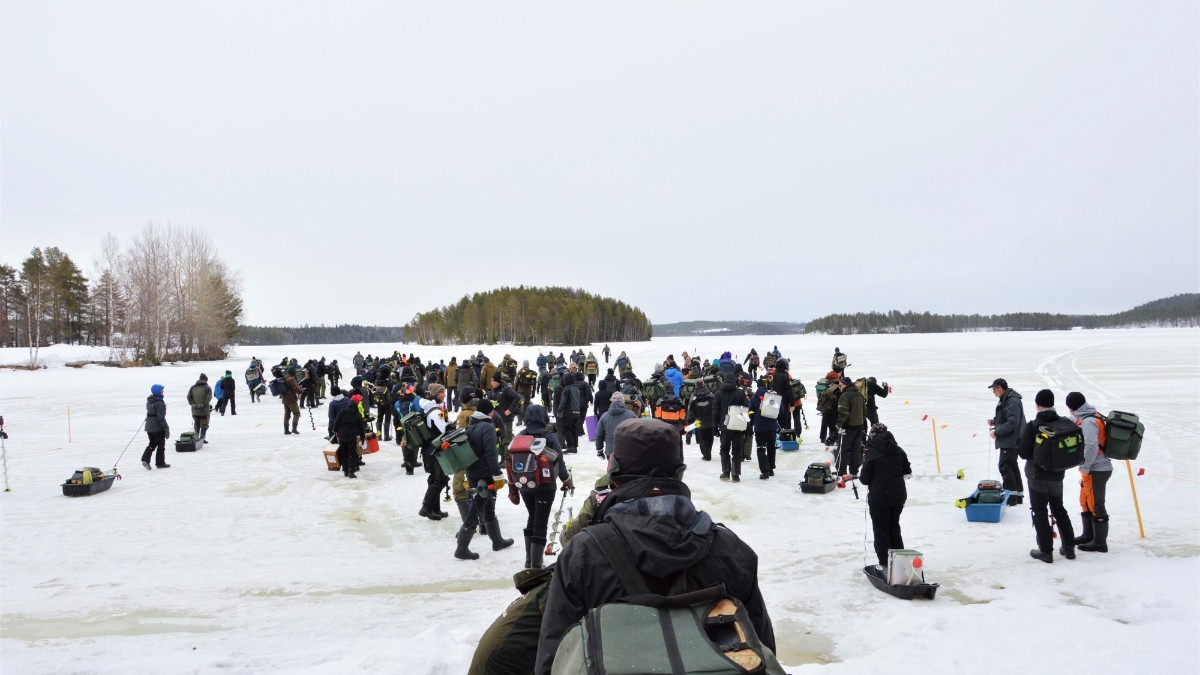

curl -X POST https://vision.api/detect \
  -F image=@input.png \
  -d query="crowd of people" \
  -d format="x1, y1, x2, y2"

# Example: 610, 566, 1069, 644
135, 343, 1119, 673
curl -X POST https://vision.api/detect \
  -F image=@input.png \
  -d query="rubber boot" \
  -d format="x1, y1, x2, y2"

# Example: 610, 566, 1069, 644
485, 519, 514, 551
454, 526, 479, 560
529, 536, 546, 570
456, 500, 471, 525
291, 421, 299, 434
284, 423, 292, 435
1029, 548, 1053, 564
1080, 520, 1109, 552
1074, 512, 1094, 546
522, 529, 532, 568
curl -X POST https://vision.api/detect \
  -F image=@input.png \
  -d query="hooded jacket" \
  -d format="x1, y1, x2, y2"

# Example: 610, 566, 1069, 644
518, 405, 568, 486
859, 430, 911, 505
466, 411, 502, 483
713, 376, 749, 433
749, 386, 780, 434
1070, 402, 1112, 474
327, 393, 350, 436
1019, 407, 1069, 486
534, 478, 775, 675
993, 388, 1025, 450
145, 393, 169, 434
596, 397, 639, 457
187, 380, 213, 419
663, 366, 684, 396
837, 384, 865, 428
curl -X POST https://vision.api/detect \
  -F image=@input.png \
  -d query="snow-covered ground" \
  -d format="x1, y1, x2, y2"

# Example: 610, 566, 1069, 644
1, 329, 1197, 674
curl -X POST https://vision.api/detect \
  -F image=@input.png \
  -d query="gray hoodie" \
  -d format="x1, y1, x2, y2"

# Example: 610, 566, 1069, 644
596, 398, 638, 457
1071, 402, 1113, 474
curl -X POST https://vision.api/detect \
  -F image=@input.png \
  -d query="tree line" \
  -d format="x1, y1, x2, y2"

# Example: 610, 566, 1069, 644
237, 324, 404, 346
403, 286, 651, 346
804, 293, 1200, 334
0, 224, 243, 366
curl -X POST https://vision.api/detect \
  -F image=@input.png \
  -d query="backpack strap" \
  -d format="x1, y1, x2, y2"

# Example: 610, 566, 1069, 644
587, 524, 652, 596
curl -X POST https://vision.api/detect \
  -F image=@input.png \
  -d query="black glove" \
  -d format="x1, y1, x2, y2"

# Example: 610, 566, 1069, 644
0, 430, 8, 439
164, 430, 170, 440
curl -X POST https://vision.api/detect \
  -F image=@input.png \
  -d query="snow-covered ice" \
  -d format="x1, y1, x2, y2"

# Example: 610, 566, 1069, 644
1, 329, 1197, 674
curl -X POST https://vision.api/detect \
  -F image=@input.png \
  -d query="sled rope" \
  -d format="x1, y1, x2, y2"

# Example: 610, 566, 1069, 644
112, 420, 146, 472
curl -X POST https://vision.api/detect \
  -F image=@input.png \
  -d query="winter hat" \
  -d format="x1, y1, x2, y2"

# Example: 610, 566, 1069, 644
331, 385, 342, 396
522, 360, 529, 367
721, 351, 732, 360
428, 383, 446, 399
1035, 389, 1054, 408
870, 422, 888, 436
492, 372, 503, 384
609, 419, 685, 483
150, 384, 164, 398
840, 377, 853, 386
654, 363, 664, 374
350, 393, 362, 403
476, 399, 494, 414
461, 388, 478, 404
199, 373, 209, 382
776, 358, 789, 370
1065, 391, 1086, 411
607, 368, 615, 376
611, 391, 624, 403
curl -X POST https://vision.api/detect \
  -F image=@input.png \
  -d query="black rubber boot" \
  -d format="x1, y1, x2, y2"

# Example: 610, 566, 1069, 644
1080, 520, 1109, 552
1029, 548, 1053, 564
291, 421, 299, 434
522, 529, 532, 568
284, 423, 292, 435
1058, 545, 1076, 559
1074, 512, 1094, 546
455, 500, 471, 525
454, 526, 479, 560
529, 536, 546, 570
485, 519, 514, 551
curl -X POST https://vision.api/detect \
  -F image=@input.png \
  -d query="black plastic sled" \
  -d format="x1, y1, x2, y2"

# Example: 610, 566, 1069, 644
62, 469, 118, 497
863, 565, 938, 600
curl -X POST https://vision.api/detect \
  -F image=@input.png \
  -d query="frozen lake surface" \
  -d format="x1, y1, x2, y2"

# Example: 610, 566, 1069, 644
1, 329, 1197, 674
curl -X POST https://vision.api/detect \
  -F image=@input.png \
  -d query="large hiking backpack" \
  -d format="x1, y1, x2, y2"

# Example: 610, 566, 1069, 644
815, 378, 831, 398
245, 367, 261, 384
654, 396, 686, 424
689, 394, 713, 428
432, 428, 476, 474
642, 379, 665, 404
854, 378, 869, 401
549, 371, 563, 396
679, 379, 698, 404
214, 379, 225, 400
1096, 410, 1143, 460
832, 351, 848, 371
760, 391, 782, 419
585, 359, 598, 376
551, 525, 786, 675
701, 374, 721, 393
507, 434, 558, 490
789, 378, 807, 401
763, 352, 777, 369
817, 386, 840, 414
269, 377, 286, 397
518, 369, 538, 391
1034, 417, 1086, 471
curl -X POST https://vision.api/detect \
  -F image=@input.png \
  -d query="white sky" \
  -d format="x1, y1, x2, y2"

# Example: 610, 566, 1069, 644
2, 1, 1197, 326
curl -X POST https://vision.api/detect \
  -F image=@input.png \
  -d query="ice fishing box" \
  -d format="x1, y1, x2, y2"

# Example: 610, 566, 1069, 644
433, 428, 476, 474
323, 446, 341, 471
799, 463, 837, 494
778, 430, 800, 451
175, 431, 200, 452
965, 489, 1010, 523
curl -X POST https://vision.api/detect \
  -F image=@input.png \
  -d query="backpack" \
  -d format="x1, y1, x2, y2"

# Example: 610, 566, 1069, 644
269, 377, 286, 397
654, 396, 686, 424
470, 567, 555, 675
641, 379, 665, 404
399, 407, 433, 448
551, 525, 786, 675
974, 479, 1006, 504
832, 351, 848, 371
519, 369, 538, 390
760, 391, 782, 419
723, 405, 750, 431
1088, 410, 1143, 461
701, 374, 721, 393
789, 378, 807, 401
585, 359, 598, 376
814, 378, 831, 397
432, 428, 476, 474
214, 379, 224, 400
679, 379, 698, 404
763, 353, 777, 369
817, 386, 840, 414
506, 434, 558, 490
854, 378, 869, 401
1034, 417, 1086, 471
803, 462, 834, 486
749, 353, 759, 367
689, 393, 713, 426
562, 385, 583, 416
549, 371, 562, 395
245, 367, 261, 384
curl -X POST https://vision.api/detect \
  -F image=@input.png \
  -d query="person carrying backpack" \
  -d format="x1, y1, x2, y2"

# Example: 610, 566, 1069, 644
714, 372, 749, 482
1065, 391, 1113, 553
748, 381, 780, 480
505, 404, 574, 569
554, 372, 585, 453
455, 399, 516, 560
595, 392, 638, 459
332, 393, 367, 479
685, 384, 716, 461
186, 374, 213, 445
534, 418, 777, 674
218, 370, 237, 416
1018, 389, 1077, 563
417, 384, 451, 520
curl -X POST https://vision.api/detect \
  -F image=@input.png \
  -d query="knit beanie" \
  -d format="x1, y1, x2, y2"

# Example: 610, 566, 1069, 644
1065, 391, 1086, 411
476, 399, 494, 414
428, 383, 446, 399
1035, 389, 1054, 408
609, 419, 685, 483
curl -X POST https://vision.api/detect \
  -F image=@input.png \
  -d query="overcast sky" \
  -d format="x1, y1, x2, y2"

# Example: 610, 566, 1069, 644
2, 1, 1196, 326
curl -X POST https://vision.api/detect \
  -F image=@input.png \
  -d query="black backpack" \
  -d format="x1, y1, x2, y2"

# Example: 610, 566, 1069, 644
1034, 417, 1086, 471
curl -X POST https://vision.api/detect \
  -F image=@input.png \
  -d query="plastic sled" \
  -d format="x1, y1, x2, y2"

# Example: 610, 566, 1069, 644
863, 565, 938, 600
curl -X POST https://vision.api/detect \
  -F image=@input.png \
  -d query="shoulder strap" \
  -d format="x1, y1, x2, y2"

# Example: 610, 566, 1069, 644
587, 524, 652, 596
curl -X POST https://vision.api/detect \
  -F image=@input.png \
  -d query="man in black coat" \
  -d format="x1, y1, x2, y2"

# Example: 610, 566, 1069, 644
455, 399, 515, 560
487, 372, 523, 444
712, 373, 749, 482
858, 423, 912, 568
1018, 389, 1076, 563
534, 419, 776, 674
554, 372, 586, 453
989, 378, 1026, 506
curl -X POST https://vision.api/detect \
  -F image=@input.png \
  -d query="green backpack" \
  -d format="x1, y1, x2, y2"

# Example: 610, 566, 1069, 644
1097, 410, 1144, 461
641, 379, 665, 404
551, 525, 785, 675
789, 378, 807, 401
400, 409, 433, 448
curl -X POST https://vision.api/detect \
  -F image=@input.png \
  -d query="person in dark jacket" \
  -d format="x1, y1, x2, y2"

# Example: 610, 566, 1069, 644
186, 374, 213, 444
141, 384, 171, 469
455, 399, 515, 560
332, 393, 367, 478
282, 367, 304, 435
685, 384, 717, 461
713, 373, 749, 481
326, 386, 350, 439
595, 392, 638, 459
418, 384, 451, 521
593, 380, 613, 419
506, 404, 574, 569
217, 370, 237, 416
769, 358, 796, 432
989, 378, 1026, 506
835, 377, 866, 477
489, 372, 524, 444
864, 376, 889, 426
1018, 389, 1076, 563
554, 372, 585, 453
748, 384, 780, 480
859, 423, 912, 568
534, 419, 776, 674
